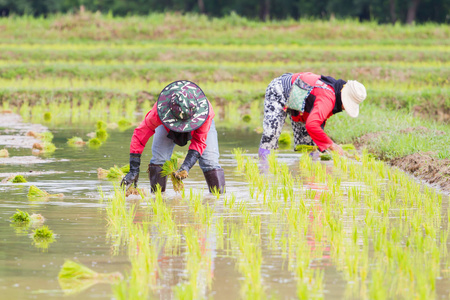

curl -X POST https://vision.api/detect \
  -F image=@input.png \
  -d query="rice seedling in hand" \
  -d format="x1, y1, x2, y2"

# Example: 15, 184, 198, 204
58, 260, 123, 296
278, 132, 292, 149
161, 158, 184, 192
0, 148, 9, 157
67, 136, 86, 146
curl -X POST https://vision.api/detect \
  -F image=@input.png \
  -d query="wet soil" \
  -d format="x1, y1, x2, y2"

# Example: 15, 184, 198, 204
0, 113, 48, 149
356, 127, 450, 192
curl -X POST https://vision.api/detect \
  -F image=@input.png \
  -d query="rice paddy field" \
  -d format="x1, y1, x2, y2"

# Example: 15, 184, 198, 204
0, 13, 450, 299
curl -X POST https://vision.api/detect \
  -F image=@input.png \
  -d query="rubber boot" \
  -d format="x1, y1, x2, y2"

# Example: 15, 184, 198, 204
148, 164, 167, 193
203, 168, 226, 194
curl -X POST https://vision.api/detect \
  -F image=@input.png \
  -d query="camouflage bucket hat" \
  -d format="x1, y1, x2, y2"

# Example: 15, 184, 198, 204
157, 80, 209, 133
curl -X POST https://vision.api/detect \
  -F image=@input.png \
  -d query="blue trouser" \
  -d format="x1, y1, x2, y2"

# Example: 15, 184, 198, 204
149, 120, 221, 172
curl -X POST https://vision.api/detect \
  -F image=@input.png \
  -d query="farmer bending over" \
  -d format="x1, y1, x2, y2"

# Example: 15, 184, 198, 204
121, 80, 225, 193
259, 72, 367, 160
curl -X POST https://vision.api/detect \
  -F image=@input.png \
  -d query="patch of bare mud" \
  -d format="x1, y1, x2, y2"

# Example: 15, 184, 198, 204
391, 153, 450, 192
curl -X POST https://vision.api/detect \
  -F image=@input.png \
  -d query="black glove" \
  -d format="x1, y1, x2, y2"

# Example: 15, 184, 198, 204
120, 153, 141, 190
178, 149, 201, 173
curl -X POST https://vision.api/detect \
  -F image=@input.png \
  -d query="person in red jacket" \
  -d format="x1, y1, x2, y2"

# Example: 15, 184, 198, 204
121, 80, 225, 193
258, 72, 367, 159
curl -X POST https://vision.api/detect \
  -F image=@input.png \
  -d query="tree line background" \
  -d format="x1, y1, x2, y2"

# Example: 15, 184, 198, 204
0, 0, 448, 24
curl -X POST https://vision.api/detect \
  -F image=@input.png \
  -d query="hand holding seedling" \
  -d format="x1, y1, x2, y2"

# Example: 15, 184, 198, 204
329, 143, 344, 155
173, 170, 189, 180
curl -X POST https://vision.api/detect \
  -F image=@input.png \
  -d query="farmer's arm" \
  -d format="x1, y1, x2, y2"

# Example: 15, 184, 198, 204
189, 103, 215, 155
130, 103, 162, 154
305, 92, 334, 152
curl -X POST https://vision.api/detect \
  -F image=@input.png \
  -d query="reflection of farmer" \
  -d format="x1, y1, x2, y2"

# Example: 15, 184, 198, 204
258, 72, 367, 159
121, 80, 226, 193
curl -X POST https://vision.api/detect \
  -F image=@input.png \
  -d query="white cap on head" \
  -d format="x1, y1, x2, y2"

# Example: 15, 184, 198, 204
341, 80, 367, 118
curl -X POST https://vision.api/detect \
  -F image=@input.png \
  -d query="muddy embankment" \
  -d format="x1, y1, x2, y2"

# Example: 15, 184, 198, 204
355, 127, 450, 193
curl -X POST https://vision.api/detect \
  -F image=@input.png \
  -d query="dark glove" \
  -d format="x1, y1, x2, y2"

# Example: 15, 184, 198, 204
120, 153, 141, 190
173, 149, 201, 179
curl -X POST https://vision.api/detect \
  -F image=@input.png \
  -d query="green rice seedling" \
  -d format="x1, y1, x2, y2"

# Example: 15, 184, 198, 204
67, 136, 86, 146
320, 153, 332, 161
9, 175, 27, 183
59, 260, 123, 296
0, 148, 8, 157
40, 131, 54, 142
88, 138, 102, 148
28, 185, 63, 198
161, 158, 184, 192
295, 145, 318, 152
120, 164, 130, 174
43, 111, 52, 122
10, 209, 30, 223
242, 114, 251, 123
278, 132, 291, 149
32, 225, 55, 251
232, 148, 245, 171
118, 119, 132, 130
96, 120, 107, 130
96, 129, 109, 142
107, 166, 125, 179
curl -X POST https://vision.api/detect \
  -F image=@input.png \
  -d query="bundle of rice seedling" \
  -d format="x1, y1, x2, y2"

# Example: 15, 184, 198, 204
10, 209, 30, 223
88, 138, 102, 148
161, 158, 184, 192
58, 260, 123, 296
32, 142, 56, 153
33, 225, 54, 239
43, 112, 52, 122
11, 175, 27, 183
96, 120, 107, 130
295, 145, 318, 152
117, 119, 132, 130
0, 148, 9, 157
97, 168, 108, 179
96, 129, 109, 142
106, 166, 124, 179
67, 137, 86, 146
120, 164, 130, 174
278, 132, 292, 149
320, 153, 333, 161
28, 185, 64, 198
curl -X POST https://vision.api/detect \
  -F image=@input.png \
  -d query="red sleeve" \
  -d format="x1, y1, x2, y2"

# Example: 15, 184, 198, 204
189, 102, 215, 155
130, 103, 163, 154
305, 90, 334, 152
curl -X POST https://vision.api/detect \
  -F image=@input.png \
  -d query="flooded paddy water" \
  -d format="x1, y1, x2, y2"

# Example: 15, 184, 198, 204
1, 113, 450, 300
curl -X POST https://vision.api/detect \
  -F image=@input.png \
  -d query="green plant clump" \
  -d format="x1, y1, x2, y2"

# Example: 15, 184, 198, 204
28, 185, 49, 197
278, 132, 292, 149
107, 166, 124, 179
43, 112, 52, 122
33, 225, 54, 239
242, 114, 251, 123
96, 129, 109, 141
67, 137, 86, 146
10, 209, 30, 223
120, 164, 130, 174
11, 175, 27, 183
96, 120, 107, 130
295, 145, 318, 152
118, 119, 132, 129
320, 153, 332, 161
42, 142, 56, 153
88, 138, 102, 147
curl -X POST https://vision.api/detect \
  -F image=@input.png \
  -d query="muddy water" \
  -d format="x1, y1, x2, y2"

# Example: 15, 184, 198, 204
1, 118, 449, 299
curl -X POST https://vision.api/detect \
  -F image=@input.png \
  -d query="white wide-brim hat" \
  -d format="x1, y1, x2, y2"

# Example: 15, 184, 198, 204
341, 80, 367, 118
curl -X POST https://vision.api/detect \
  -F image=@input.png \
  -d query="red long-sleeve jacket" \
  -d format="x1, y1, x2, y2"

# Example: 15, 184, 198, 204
130, 102, 215, 155
290, 72, 336, 151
